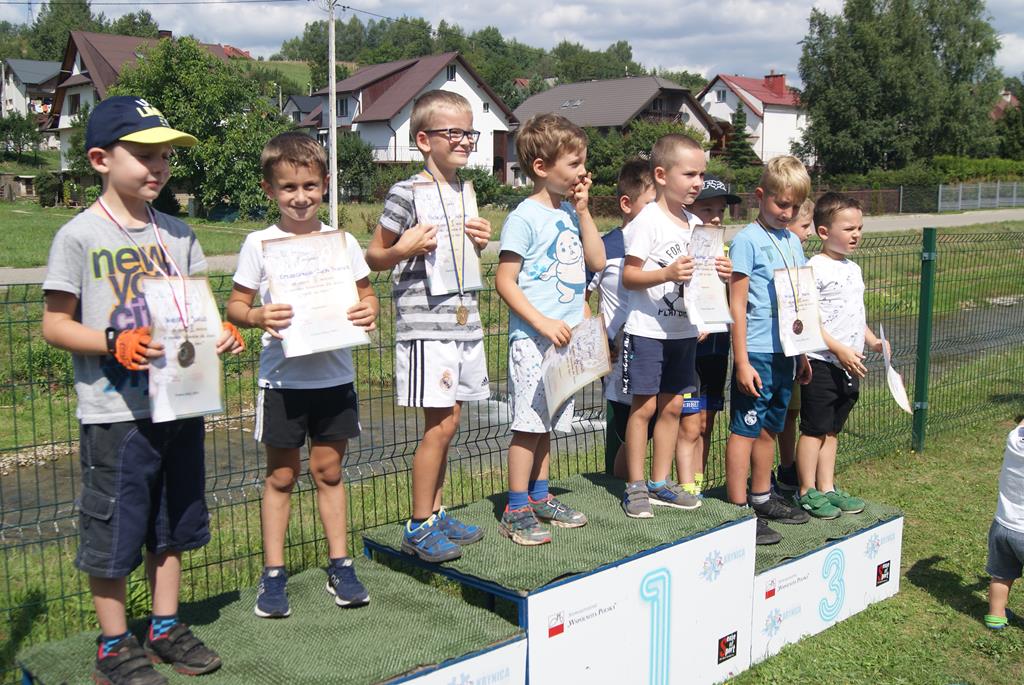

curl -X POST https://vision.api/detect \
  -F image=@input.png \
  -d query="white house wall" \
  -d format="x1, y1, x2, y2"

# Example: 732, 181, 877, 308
761, 107, 805, 161
2, 70, 29, 118
58, 84, 98, 170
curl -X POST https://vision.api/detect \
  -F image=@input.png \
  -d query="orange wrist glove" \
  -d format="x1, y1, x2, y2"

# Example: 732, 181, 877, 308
113, 326, 152, 371
222, 322, 245, 352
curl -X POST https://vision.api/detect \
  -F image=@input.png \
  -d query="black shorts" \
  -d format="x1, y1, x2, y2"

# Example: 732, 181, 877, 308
76, 418, 209, 578
621, 335, 698, 397
799, 360, 860, 436
696, 354, 729, 411
255, 383, 360, 448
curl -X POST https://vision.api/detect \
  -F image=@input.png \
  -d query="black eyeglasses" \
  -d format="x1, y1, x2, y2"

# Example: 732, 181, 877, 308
425, 128, 481, 145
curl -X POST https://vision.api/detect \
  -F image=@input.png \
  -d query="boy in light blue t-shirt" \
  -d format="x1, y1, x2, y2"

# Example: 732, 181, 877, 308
725, 156, 813, 546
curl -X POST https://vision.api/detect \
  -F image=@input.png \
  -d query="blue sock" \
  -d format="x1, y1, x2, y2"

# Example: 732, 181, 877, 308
648, 479, 666, 490
508, 490, 529, 510
149, 614, 177, 640
99, 631, 130, 658
528, 479, 549, 502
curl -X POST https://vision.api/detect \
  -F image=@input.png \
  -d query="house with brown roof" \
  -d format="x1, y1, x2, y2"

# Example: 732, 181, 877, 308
50, 30, 228, 170
314, 52, 517, 182
991, 90, 1020, 121
698, 72, 806, 162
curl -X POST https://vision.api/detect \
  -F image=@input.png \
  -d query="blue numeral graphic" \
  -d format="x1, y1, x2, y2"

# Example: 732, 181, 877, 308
640, 568, 671, 685
818, 548, 846, 622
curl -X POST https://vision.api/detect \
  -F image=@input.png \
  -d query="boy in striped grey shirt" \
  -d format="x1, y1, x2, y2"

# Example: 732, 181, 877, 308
366, 91, 492, 562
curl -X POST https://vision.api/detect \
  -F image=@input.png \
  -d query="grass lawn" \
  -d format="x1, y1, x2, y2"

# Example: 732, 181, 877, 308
0, 151, 61, 176
259, 60, 312, 89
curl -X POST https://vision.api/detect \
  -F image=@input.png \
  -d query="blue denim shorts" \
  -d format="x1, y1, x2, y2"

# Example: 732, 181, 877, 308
76, 418, 210, 578
729, 352, 795, 437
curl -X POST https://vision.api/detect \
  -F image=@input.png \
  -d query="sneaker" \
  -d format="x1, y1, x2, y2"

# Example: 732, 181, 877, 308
750, 492, 810, 524
94, 635, 167, 685
436, 507, 484, 544
985, 608, 1016, 630
143, 623, 221, 676
622, 481, 654, 519
254, 567, 290, 618
326, 558, 370, 607
796, 489, 841, 519
531, 495, 588, 528
648, 480, 702, 510
681, 482, 702, 497
775, 464, 799, 494
823, 488, 865, 514
499, 506, 551, 546
756, 517, 782, 546
401, 515, 462, 563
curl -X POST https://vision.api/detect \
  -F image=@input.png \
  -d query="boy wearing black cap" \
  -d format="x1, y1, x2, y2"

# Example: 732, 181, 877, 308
41, 96, 244, 684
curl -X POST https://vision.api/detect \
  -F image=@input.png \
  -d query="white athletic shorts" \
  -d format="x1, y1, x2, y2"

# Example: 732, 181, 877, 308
395, 339, 490, 407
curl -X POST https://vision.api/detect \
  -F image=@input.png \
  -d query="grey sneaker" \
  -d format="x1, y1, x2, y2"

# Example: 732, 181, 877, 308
530, 495, 588, 528
648, 479, 702, 510
499, 506, 551, 546
750, 492, 810, 524
623, 481, 654, 518
755, 517, 782, 545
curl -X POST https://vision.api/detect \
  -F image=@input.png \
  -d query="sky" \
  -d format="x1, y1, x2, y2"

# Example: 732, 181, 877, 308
2, 0, 1022, 83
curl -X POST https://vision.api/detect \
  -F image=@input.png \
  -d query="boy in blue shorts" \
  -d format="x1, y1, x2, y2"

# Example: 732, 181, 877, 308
42, 96, 245, 683
585, 159, 656, 478
229, 133, 379, 616
620, 135, 732, 518
496, 113, 606, 545
725, 156, 812, 546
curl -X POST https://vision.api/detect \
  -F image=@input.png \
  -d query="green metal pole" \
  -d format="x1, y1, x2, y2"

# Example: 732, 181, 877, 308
912, 228, 937, 452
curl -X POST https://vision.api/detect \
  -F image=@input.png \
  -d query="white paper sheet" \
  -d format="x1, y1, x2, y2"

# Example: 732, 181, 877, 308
144, 276, 224, 423
263, 230, 371, 358
415, 180, 484, 296
542, 317, 611, 418
685, 225, 732, 330
879, 325, 912, 414
774, 266, 828, 357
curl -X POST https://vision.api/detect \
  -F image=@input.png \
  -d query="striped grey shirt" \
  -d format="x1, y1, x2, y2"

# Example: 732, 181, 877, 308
380, 175, 483, 342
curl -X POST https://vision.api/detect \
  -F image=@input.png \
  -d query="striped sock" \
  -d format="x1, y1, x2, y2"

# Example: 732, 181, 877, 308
149, 614, 177, 641
98, 631, 130, 659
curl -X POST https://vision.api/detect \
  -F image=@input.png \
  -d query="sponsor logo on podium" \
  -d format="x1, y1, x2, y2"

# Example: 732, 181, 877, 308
765, 579, 776, 599
865, 530, 896, 559
876, 560, 891, 586
548, 612, 564, 638
717, 631, 738, 663
700, 548, 746, 582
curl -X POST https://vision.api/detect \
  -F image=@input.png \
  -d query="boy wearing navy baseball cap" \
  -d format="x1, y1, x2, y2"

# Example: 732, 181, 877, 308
41, 96, 243, 684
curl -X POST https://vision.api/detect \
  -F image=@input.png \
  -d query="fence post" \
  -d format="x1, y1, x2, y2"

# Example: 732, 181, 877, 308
898, 185, 904, 214
957, 183, 963, 210
997, 180, 1001, 207
912, 228, 937, 452
978, 183, 982, 209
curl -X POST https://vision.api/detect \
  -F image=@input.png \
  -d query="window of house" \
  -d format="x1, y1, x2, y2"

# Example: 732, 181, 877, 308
337, 97, 349, 117
483, 102, 490, 113
447, 65, 457, 81
716, 89, 726, 103
651, 98, 664, 112
68, 93, 80, 116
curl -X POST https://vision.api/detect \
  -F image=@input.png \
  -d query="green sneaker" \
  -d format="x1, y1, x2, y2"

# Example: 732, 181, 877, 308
530, 495, 587, 528
796, 488, 841, 519
499, 506, 551, 546
823, 488, 865, 514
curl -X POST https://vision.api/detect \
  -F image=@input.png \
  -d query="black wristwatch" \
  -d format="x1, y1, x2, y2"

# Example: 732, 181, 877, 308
105, 327, 120, 356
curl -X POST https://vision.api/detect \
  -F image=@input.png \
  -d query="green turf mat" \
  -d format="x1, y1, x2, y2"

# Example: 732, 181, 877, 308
753, 500, 903, 574
362, 473, 751, 594
18, 559, 521, 684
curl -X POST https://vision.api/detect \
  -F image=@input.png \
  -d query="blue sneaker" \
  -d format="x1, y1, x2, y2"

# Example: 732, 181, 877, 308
436, 507, 484, 544
326, 558, 369, 607
648, 479, 702, 510
254, 567, 290, 618
400, 515, 462, 563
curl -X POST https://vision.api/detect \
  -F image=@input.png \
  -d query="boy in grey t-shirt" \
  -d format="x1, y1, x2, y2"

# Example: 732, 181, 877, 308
41, 97, 243, 684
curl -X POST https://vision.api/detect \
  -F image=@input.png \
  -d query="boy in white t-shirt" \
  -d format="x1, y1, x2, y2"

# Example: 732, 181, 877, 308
794, 192, 884, 519
227, 133, 379, 617
986, 417, 1024, 630
619, 135, 732, 518
585, 159, 656, 477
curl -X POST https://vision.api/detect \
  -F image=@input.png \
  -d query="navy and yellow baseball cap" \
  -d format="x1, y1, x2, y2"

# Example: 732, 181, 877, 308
86, 96, 198, 149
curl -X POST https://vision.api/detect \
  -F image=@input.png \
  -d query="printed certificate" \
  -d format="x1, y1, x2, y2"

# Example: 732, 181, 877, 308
414, 180, 484, 296
263, 230, 370, 358
143, 276, 224, 423
542, 317, 611, 418
880, 325, 912, 414
685, 225, 732, 330
774, 266, 828, 357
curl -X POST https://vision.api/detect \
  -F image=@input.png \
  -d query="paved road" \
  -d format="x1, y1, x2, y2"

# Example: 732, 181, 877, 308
4, 207, 1024, 285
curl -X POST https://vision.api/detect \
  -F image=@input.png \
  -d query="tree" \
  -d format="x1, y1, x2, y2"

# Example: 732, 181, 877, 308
336, 132, 376, 199
724, 103, 760, 168
0, 113, 41, 161
654, 68, 707, 93
0, 20, 36, 60
997, 105, 1024, 160
31, 0, 105, 60
108, 10, 159, 38
65, 103, 94, 178
1005, 75, 1024, 102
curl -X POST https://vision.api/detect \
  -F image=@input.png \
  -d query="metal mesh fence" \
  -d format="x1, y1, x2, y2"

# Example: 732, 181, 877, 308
2, 231, 1023, 681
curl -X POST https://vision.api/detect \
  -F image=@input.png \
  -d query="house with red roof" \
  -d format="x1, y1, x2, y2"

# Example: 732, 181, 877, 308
314, 52, 517, 182
698, 72, 806, 162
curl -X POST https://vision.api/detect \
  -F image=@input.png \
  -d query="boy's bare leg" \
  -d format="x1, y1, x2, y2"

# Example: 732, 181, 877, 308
651, 393, 683, 483
431, 402, 462, 512
309, 440, 349, 559
750, 429, 777, 495
701, 409, 718, 474
778, 410, 799, 468
796, 434, 823, 495
675, 411, 702, 485
146, 551, 182, 617
626, 394, 658, 482
815, 434, 840, 493
612, 443, 628, 479
529, 432, 551, 482
509, 431, 543, 492
411, 406, 458, 520
725, 433, 755, 505
262, 446, 301, 567
90, 577, 129, 636
988, 578, 1013, 618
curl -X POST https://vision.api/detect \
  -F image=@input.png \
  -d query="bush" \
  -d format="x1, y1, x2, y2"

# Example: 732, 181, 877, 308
457, 166, 503, 206
84, 184, 101, 206
35, 172, 62, 207
372, 163, 419, 200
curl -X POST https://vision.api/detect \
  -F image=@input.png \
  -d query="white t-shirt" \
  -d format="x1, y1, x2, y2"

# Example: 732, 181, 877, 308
622, 202, 701, 340
233, 223, 371, 389
806, 253, 866, 366
996, 423, 1024, 534
588, 227, 628, 339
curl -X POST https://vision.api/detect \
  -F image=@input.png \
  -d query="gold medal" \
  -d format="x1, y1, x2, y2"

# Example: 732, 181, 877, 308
792, 319, 804, 335
456, 305, 469, 326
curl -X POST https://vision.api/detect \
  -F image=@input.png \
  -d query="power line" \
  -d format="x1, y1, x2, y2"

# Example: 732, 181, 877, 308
0, 0, 304, 4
